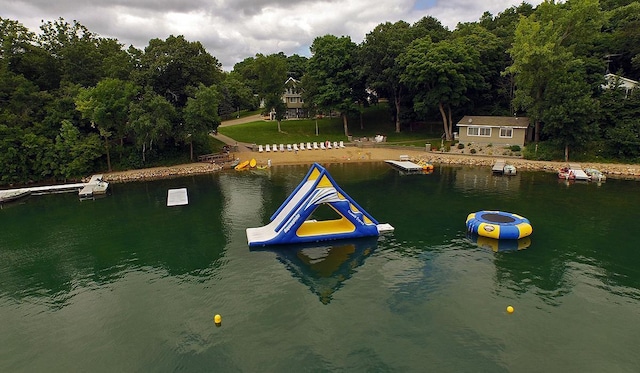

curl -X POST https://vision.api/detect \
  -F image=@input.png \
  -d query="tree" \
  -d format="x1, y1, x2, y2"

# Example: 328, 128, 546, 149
360, 21, 415, 133
399, 37, 482, 141
218, 73, 256, 119
599, 79, 640, 159
135, 35, 223, 108
75, 78, 139, 171
253, 53, 288, 105
55, 120, 102, 179
541, 66, 599, 161
305, 35, 363, 137
37, 18, 102, 87
183, 84, 221, 161
264, 93, 287, 132
506, 0, 604, 142
128, 87, 176, 163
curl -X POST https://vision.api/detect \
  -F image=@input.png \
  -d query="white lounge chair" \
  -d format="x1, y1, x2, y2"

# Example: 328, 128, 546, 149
286, 144, 292, 151
258, 144, 264, 153
299, 142, 305, 150
273, 144, 278, 153
279, 144, 284, 152
333, 141, 338, 149
326, 141, 332, 149
293, 143, 299, 151
320, 142, 326, 150
339, 141, 345, 148
265, 144, 271, 152
313, 142, 319, 150
307, 142, 312, 150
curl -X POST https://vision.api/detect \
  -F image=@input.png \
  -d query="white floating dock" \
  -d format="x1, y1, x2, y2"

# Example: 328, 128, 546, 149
79, 174, 109, 199
568, 163, 590, 181
1, 174, 108, 203
385, 160, 424, 172
167, 188, 189, 206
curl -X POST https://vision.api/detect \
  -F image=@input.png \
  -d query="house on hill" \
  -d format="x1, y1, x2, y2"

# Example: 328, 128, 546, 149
456, 116, 529, 147
265, 77, 307, 119
602, 73, 638, 98
283, 77, 306, 118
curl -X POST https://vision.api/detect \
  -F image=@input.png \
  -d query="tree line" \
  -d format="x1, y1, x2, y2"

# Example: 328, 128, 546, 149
1, 0, 639, 185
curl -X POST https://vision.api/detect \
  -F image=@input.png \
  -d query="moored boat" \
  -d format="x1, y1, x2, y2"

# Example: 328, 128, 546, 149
503, 164, 517, 175
584, 168, 606, 182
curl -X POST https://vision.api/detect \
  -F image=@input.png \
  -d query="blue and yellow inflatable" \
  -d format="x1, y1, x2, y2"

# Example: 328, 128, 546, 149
466, 211, 532, 240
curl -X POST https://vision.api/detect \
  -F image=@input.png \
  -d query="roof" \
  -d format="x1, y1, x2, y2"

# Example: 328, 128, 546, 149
457, 116, 530, 128
603, 73, 638, 90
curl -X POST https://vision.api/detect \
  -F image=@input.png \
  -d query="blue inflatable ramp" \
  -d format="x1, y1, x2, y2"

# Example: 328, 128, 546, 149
246, 163, 394, 247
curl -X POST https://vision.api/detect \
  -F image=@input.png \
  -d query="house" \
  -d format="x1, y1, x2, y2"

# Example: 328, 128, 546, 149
265, 77, 307, 119
283, 77, 306, 118
456, 116, 529, 147
602, 73, 638, 98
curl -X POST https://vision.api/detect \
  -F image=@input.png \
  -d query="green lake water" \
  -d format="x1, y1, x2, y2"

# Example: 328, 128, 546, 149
1, 162, 639, 372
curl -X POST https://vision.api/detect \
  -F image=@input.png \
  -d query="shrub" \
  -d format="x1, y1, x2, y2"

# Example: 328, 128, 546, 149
470, 148, 477, 154
457, 143, 465, 149
509, 145, 521, 152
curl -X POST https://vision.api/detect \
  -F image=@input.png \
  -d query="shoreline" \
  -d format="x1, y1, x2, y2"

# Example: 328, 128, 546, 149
101, 146, 640, 183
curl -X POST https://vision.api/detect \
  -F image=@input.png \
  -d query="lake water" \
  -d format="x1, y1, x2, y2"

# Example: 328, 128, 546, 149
1, 162, 639, 372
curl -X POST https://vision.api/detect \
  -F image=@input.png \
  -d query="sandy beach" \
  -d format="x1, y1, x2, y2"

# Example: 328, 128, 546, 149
101, 145, 640, 183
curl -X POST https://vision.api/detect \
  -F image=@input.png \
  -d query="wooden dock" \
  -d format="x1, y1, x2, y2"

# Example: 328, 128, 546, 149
492, 159, 506, 174
197, 152, 232, 163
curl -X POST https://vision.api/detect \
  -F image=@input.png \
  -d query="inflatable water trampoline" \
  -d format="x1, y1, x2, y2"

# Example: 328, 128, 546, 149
466, 211, 532, 240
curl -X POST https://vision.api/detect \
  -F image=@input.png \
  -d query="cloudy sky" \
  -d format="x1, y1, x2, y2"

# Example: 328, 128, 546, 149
2, 0, 542, 70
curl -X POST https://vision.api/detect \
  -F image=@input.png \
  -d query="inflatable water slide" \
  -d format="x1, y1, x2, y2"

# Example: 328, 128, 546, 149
246, 163, 393, 247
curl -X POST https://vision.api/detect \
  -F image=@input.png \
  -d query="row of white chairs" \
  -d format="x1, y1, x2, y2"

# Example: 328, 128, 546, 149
258, 141, 345, 153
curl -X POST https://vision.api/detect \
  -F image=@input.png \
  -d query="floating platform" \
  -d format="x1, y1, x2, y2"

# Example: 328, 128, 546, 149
79, 175, 109, 199
385, 160, 424, 172
246, 163, 393, 247
167, 188, 189, 206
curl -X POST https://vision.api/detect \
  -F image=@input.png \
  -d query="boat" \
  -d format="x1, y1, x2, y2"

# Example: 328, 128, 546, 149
466, 210, 532, 240
503, 164, 517, 175
584, 168, 606, 182
558, 166, 575, 180
249, 158, 257, 168
234, 160, 250, 170
416, 160, 434, 172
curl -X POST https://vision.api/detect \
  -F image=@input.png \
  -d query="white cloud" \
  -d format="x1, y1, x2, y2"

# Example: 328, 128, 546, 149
1, 0, 542, 70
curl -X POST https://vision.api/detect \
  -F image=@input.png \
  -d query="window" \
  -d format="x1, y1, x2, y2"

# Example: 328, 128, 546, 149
467, 126, 491, 137
499, 127, 513, 138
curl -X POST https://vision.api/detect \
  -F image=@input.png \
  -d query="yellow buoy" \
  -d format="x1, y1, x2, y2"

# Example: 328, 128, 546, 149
214, 314, 222, 325
506, 305, 514, 314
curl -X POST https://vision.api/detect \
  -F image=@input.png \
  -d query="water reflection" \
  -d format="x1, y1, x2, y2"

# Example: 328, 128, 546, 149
467, 233, 531, 252
253, 237, 378, 304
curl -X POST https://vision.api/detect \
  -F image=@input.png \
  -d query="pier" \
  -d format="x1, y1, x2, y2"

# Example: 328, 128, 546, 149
385, 160, 425, 173
0, 174, 109, 205
492, 159, 506, 174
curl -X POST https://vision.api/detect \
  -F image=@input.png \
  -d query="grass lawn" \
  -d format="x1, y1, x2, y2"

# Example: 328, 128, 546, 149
218, 104, 444, 147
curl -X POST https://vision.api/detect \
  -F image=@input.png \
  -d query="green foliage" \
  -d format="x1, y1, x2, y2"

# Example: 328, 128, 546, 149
509, 145, 521, 152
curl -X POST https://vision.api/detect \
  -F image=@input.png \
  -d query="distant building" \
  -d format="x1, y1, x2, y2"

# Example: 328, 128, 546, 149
282, 77, 306, 118
264, 77, 307, 119
456, 116, 529, 147
602, 73, 638, 98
